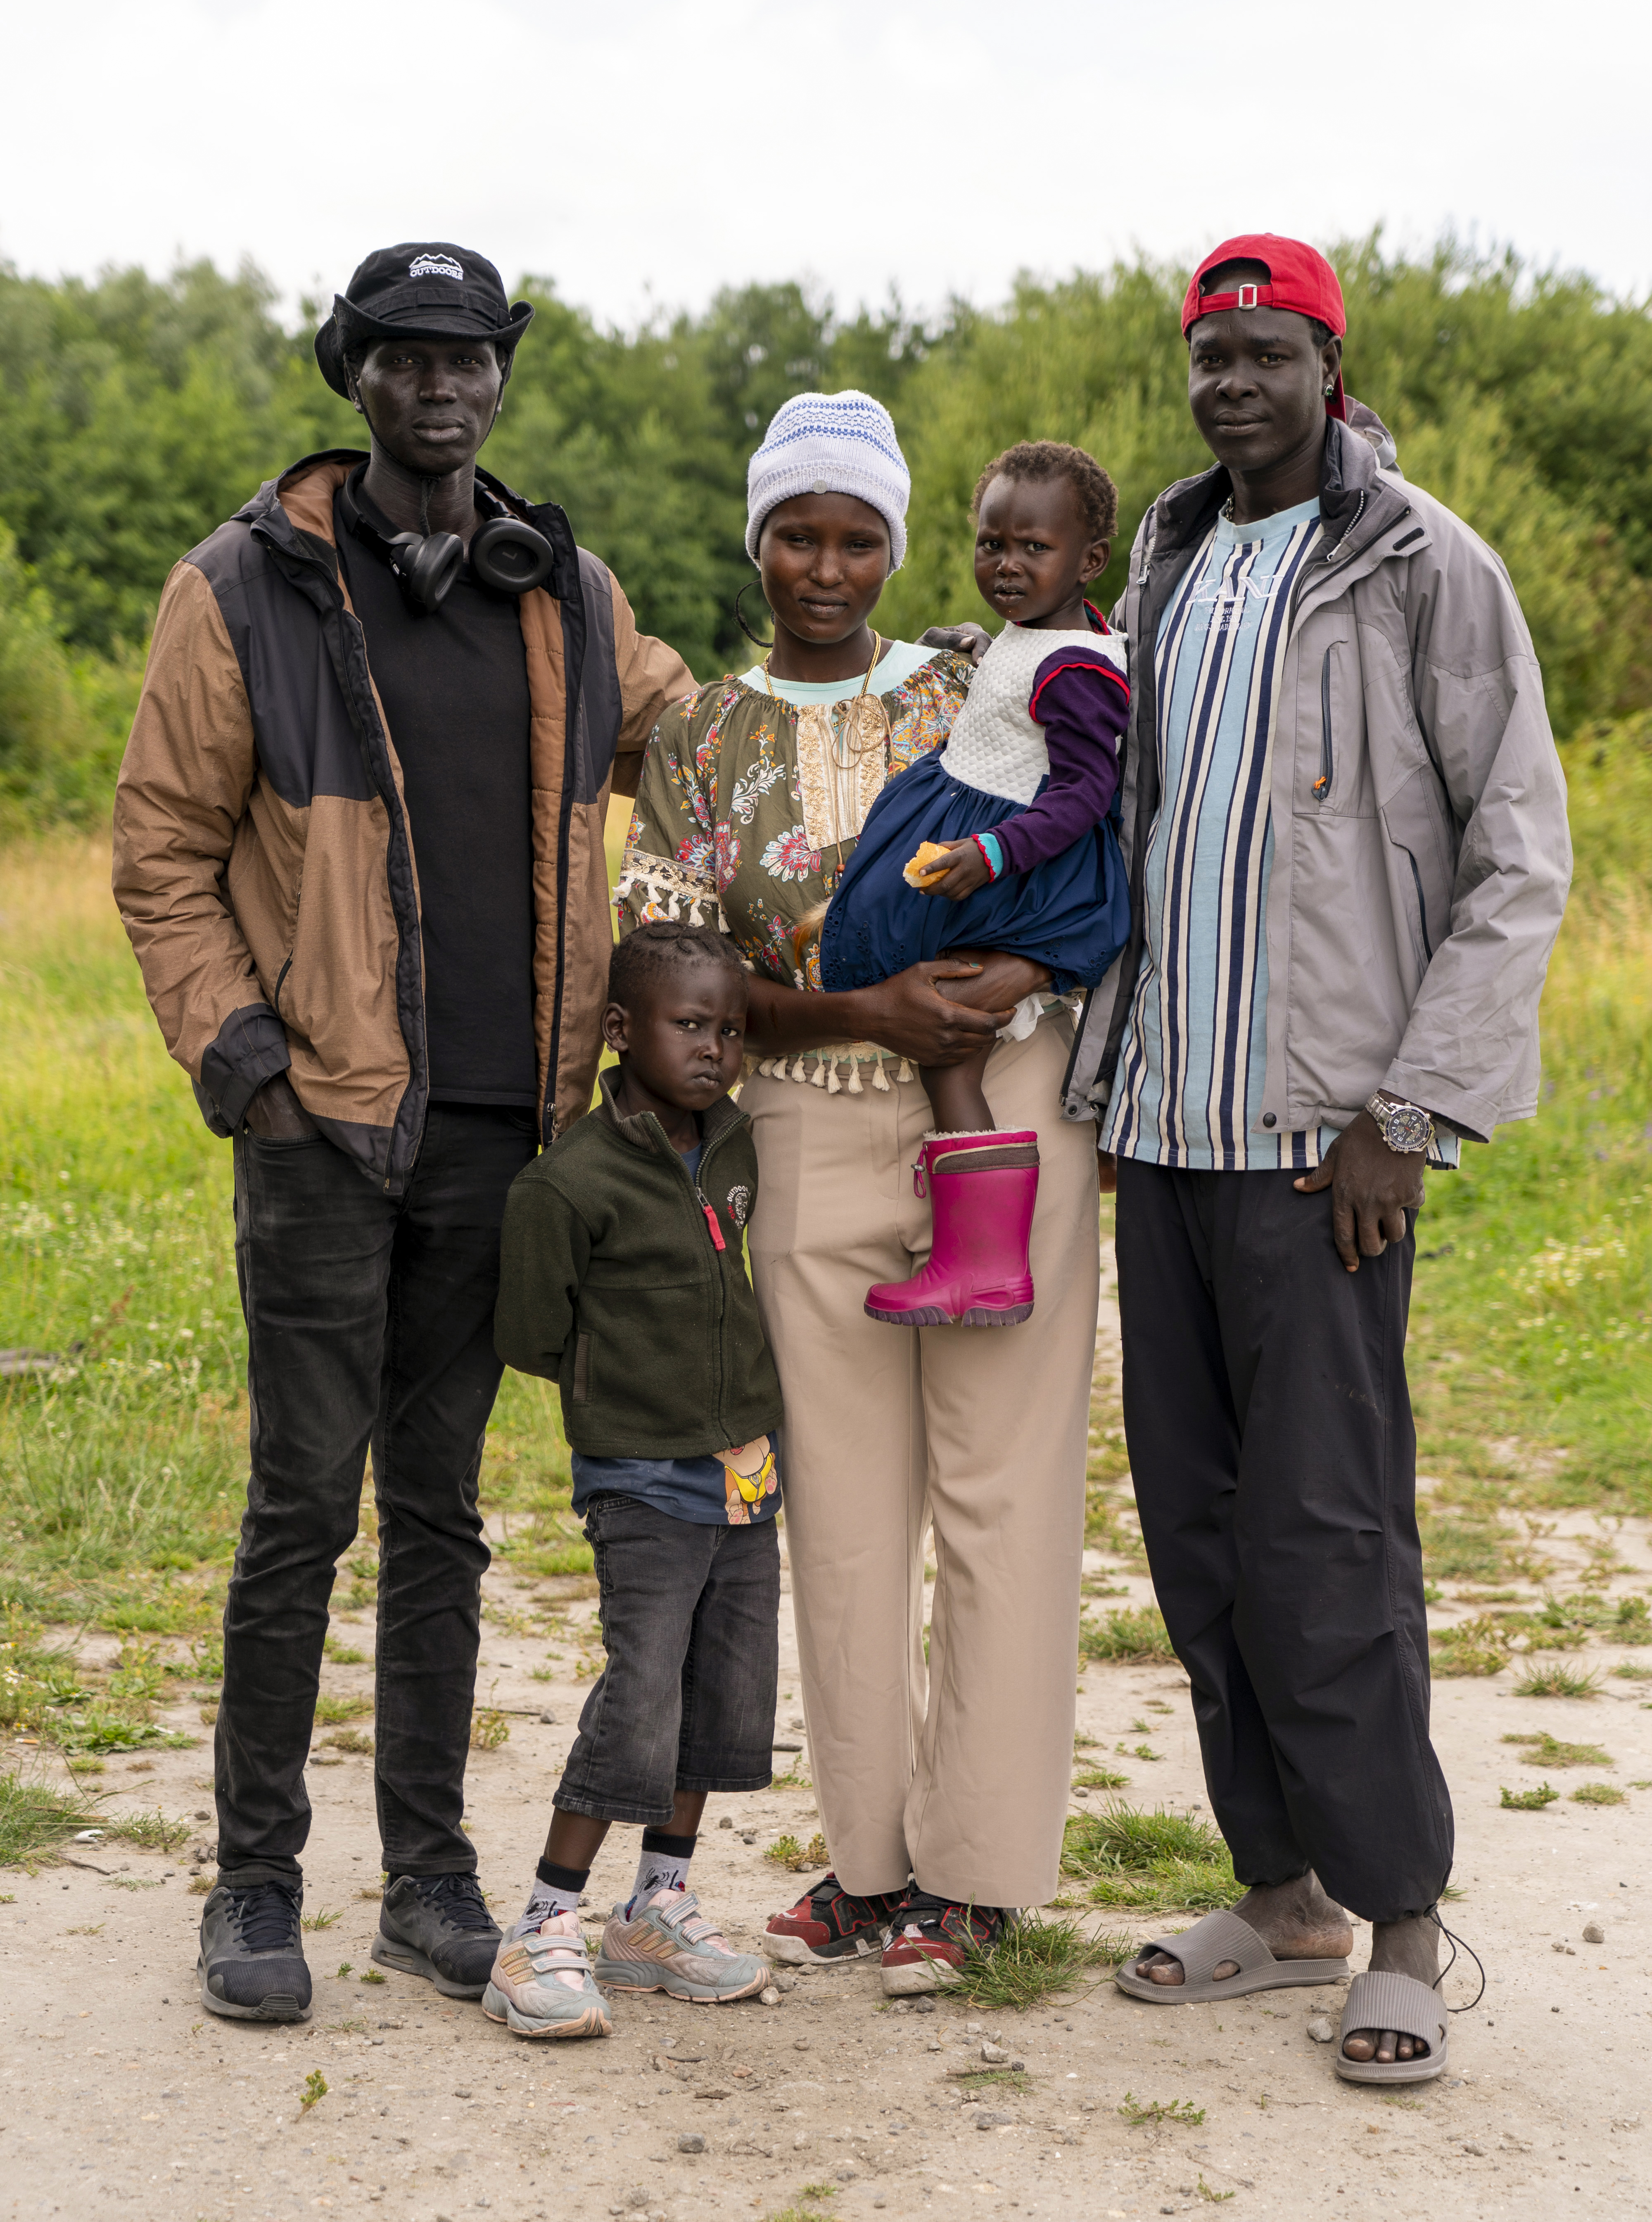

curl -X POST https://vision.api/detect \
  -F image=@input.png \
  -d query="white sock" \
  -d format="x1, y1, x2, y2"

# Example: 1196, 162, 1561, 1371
511, 1877, 582, 1940
628, 1844, 693, 1913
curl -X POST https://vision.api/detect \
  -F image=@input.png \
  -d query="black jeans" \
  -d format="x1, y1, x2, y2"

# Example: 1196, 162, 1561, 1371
1114, 1160, 1453, 1924
216, 1104, 538, 1885
553, 1493, 781, 1826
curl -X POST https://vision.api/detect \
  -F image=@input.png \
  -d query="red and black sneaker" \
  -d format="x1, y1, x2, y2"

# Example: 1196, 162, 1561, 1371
765, 1871, 906, 1966
880, 1890, 1011, 1995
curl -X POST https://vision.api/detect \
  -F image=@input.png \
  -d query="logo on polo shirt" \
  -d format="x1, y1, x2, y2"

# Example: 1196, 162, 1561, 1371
726, 1184, 752, 1227
408, 253, 464, 282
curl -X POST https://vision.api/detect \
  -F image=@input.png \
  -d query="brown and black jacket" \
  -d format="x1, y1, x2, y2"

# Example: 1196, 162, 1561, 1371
112, 452, 693, 1192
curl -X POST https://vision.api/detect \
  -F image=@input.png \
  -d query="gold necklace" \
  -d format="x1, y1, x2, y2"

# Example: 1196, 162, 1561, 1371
762, 631, 889, 889
763, 632, 883, 754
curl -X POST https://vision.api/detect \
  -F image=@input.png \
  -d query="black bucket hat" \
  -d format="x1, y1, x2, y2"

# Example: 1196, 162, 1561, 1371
314, 242, 534, 396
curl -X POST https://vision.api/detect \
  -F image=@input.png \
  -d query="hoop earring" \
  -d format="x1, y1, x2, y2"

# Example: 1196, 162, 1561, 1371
735, 581, 774, 648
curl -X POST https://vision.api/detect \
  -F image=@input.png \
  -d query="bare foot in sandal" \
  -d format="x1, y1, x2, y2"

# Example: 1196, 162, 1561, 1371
1137, 1871, 1353, 1988
1339, 1914, 1439, 2065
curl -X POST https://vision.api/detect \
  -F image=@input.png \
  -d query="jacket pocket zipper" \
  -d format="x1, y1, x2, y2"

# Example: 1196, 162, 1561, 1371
1399, 847, 1434, 962
1313, 648, 1334, 801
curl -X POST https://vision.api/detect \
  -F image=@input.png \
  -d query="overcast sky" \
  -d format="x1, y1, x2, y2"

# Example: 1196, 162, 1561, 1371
5, 0, 1648, 331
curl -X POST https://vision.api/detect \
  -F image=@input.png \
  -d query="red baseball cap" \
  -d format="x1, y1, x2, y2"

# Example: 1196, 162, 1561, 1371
1181, 234, 1347, 420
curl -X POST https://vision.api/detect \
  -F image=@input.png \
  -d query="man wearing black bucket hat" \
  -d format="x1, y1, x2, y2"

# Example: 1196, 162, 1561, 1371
113, 243, 695, 2023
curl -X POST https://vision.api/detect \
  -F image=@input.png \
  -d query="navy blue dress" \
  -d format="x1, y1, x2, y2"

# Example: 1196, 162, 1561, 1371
818, 750, 1129, 995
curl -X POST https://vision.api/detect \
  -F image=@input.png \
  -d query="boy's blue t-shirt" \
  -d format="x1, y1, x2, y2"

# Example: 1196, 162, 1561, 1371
569, 1137, 781, 1528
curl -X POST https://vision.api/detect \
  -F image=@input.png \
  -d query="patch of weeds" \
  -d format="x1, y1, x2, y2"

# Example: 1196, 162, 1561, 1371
1429, 1617, 1511, 1677
1613, 1662, 1652, 1681
66, 1756, 104, 1775
1422, 1582, 1444, 1605
1088, 1929, 1141, 1966
1062, 1804, 1241, 1913
1073, 1766, 1130, 1790
107, 1874, 163, 1890
299, 2069, 328, 2111
322, 1638, 366, 1664
773, 1755, 814, 1790
1197, 2176, 1237, 2203
0, 1770, 88, 1865
529, 1666, 555, 1681
1379, 2094, 1424, 2111
1118, 1742, 1162, 1762
1499, 1782, 1559, 1809
1616, 1597, 1652, 1645
359, 1968, 385, 1984
198, 1704, 218, 1726
1630, 1779, 1652, 1790
188, 1874, 212, 1894
1118, 2091, 1205, 2127
1073, 1732, 1098, 1749
313, 1693, 373, 1726
765, 1832, 828, 1873
951, 1911, 1116, 2010
470, 1707, 509, 1752
1079, 1606, 1175, 1665
301, 1906, 341, 1931
335, 1961, 353, 1978
102, 1808, 190, 1853
64, 1921, 104, 1934
324, 1729, 373, 1755
1513, 1664, 1601, 1698
1501, 1732, 1613, 1768
1418, 1508, 1513, 1583
1569, 1782, 1626, 1805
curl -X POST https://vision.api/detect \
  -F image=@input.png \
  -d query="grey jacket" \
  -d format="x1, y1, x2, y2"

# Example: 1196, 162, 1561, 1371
1063, 415, 1571, 1146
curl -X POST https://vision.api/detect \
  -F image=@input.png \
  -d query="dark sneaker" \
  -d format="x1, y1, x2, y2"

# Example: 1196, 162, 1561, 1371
197, 1878, 312, 2023
765, 1871, 905, 1967
371, 1872, 503, 1999
880, 1890, 1012, 1995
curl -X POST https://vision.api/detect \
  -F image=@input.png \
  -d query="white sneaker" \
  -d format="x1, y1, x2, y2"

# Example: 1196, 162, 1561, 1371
481, 1911, 613, 2040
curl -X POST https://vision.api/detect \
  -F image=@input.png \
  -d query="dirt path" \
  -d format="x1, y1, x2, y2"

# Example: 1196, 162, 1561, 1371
5, 1279, 1651, 2222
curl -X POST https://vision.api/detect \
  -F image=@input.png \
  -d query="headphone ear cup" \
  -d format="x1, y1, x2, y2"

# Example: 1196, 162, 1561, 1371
388, 530, 464, 612
470, 515, 556, 596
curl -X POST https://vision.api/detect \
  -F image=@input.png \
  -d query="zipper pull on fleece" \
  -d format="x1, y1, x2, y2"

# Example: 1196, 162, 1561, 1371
697, 1191, 726, 1252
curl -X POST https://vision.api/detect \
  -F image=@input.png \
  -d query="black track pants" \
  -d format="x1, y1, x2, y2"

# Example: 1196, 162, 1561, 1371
1113, 1159, 1453, 1923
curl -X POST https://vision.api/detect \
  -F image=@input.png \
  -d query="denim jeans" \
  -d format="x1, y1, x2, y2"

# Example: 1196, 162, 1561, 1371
215, 1104, 538, 1885
553, 1492, 781, 1826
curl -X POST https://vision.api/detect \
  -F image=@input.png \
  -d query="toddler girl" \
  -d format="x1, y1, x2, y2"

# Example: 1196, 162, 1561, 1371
813, 440, 1130, 1325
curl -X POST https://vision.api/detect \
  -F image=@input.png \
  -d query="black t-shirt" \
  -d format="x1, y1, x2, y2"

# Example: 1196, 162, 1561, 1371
335, 469, 537, 1108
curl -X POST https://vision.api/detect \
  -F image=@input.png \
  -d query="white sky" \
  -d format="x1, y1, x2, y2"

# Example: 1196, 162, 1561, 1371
5, 0, 1649, 330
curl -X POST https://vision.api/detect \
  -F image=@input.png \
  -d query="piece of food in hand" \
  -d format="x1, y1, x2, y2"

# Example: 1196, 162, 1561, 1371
904, 842, 957, 890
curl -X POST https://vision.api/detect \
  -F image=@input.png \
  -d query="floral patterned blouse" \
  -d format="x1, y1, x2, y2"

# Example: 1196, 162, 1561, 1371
617, 644, 975, 1011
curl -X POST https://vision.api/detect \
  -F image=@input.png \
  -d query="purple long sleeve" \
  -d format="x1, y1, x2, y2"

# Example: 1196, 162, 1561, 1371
990, 646, 1129, 876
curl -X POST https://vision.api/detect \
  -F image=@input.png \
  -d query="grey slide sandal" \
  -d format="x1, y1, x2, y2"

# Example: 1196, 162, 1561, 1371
1332, 1968, 1449, 2083
1114, 1906, 1350, 2003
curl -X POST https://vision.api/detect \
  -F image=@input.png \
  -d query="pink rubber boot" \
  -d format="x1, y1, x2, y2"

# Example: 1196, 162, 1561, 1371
864, 1130, 1040, 1327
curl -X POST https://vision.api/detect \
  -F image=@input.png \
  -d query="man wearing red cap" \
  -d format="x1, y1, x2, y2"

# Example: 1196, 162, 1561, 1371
1065, 235, 1570, 2081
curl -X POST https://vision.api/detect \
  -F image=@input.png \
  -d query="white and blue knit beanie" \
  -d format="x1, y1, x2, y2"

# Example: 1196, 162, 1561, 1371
745, 390, 909, 571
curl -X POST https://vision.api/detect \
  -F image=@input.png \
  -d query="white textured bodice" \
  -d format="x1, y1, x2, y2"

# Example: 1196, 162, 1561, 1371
940, 623, 1127, 806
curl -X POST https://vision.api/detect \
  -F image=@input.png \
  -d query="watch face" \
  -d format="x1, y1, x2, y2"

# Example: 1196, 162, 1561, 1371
1384, 1104, 1431, 1153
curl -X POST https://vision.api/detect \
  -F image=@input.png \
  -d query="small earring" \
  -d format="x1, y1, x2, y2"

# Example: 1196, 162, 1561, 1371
1324, 383, 1335, 397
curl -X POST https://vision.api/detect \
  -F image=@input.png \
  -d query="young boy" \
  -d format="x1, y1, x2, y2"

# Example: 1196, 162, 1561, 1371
487, 920, 785, 2038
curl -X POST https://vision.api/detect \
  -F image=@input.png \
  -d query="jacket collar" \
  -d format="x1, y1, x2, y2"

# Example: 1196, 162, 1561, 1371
234, 450, 584, 601
594, 1066, 746, 1158
1150, 416, 1409, 565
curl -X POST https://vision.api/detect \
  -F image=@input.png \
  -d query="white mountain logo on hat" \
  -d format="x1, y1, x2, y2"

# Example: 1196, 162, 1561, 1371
408, 253, 464, 282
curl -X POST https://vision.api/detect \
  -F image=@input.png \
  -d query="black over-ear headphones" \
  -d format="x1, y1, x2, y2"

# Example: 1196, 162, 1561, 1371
384, 511, 556, 613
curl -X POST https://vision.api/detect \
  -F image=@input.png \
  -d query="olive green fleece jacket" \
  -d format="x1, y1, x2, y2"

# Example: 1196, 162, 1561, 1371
494, 1071, 783, 1458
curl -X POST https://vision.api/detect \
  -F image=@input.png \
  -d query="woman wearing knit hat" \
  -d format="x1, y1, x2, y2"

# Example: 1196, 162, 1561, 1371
616, 392, 1103, 1992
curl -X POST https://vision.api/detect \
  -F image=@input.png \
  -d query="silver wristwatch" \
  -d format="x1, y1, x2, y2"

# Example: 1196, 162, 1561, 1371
1364, 1092, 1434, 1154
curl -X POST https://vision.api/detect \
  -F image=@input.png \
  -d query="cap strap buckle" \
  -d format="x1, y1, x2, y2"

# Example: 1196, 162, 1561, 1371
1237, 283, 1260, 310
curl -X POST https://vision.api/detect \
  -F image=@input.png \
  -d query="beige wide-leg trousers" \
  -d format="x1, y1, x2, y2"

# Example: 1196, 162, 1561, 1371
744, 1018, 1099, 1910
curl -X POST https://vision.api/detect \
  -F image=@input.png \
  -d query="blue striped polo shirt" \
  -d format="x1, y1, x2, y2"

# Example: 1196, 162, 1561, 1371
1104, 496, 1457, 1172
